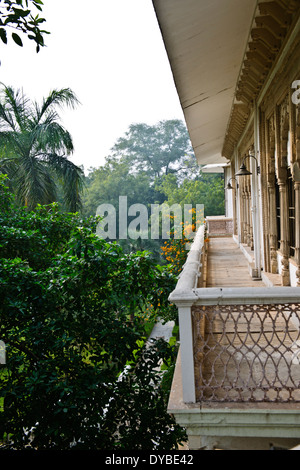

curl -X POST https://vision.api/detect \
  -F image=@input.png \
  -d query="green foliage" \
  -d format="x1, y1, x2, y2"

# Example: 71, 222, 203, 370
82, 156, 166, 260
0, 84, 84, 212
83, 120, 224, 229
159, 172, 224, 275
111, 120, 196, 181
0, 0, 49, 52
0, 176, 184, 450
83, 156, 163, 218
157, 172, 225, 217
104, 339, 185, 450
82, 120, 225, 262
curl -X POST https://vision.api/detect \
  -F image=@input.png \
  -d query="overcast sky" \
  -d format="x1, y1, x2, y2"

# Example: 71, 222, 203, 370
0, 0, 184, 173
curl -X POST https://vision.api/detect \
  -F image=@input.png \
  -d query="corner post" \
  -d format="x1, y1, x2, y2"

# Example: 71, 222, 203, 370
178, 305, 196, 403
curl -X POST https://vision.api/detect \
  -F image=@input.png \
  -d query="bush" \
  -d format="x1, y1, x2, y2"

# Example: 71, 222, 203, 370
0, 175, 185, 449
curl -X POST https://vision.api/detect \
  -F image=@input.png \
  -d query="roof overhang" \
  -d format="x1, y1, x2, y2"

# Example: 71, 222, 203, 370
201, 163, 231, 174
152, 0, 257, 166
153, 1, 300, 166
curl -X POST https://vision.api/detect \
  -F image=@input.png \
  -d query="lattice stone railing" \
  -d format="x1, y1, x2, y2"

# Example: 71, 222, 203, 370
169, 226, 300, 404
192, 302, 300, 403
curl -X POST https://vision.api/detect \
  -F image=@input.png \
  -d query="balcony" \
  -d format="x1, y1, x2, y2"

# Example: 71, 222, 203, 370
168, 224, 300, 450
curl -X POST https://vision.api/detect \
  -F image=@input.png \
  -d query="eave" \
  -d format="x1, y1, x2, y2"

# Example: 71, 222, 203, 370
152, 0, 300, 165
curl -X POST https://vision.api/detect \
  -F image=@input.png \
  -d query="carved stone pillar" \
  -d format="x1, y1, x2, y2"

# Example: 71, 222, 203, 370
268, 180, 278, 274
246, 184, 253, 249
241, 187, 246, 244
275, 99, 290, 286
243, 188, 248, 245
266, 114, 277, 273
249, 186, 254, 251
278, 175, 290, 286
246, 187, 251, 246
294, 107, 300, 286
294, 176, 300, 286
232, 184, 237, 236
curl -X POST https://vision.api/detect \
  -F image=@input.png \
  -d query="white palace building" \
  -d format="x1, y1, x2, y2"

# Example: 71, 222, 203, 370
152, 0, 300, 450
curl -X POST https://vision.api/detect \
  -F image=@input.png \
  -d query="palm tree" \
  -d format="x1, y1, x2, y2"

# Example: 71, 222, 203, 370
0, 83, 84, 212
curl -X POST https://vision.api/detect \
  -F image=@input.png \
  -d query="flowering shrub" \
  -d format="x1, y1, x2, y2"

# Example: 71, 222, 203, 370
161, 207, 204, 275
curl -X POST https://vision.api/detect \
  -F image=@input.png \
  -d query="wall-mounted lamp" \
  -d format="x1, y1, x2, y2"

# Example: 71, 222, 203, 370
226, 177, 238, 190
235, 153, 260, 177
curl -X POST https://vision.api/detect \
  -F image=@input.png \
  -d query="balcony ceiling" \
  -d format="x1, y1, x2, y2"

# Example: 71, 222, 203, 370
152, 0, 257, 166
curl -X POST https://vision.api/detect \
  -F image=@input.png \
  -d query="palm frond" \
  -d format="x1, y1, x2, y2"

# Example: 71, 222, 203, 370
0, 84, 83, 211
0, 158, 19, 191
0, 83, 30, 132
0, 96, 16, 132
37, 88, 80, 123
42, 153, 84, 212
0, 130, 27, 157
14, 156, 57, 209
32, 122, 74, 156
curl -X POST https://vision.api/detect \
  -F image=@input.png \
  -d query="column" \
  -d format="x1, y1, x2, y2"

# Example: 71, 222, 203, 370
294, 179, 300, 286
178, 306, 196, 403
268, 181, 278, 273
278, 176, 290, 286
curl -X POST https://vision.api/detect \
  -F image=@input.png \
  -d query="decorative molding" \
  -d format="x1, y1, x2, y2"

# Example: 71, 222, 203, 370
222, 0, 300, 160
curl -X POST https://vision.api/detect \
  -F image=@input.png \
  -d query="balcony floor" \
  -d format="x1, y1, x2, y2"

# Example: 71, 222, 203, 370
206, 236, 265, 287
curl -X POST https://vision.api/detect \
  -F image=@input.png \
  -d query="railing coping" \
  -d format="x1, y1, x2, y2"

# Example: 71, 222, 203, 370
169, 286, 300, 306
169, 226, 300, 307
174, 224, 205, 292
205, 215, 233, 220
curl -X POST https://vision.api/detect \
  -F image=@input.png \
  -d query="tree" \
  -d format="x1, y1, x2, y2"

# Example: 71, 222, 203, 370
0, 176, 185, 449
82, 156, 166, 259
82, 121, 225, 259
157, 172, 225, 217
83, 156, 161, 218
112, 120, 196, 182
0, 84, 84, 212
0, 0, 49, 52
